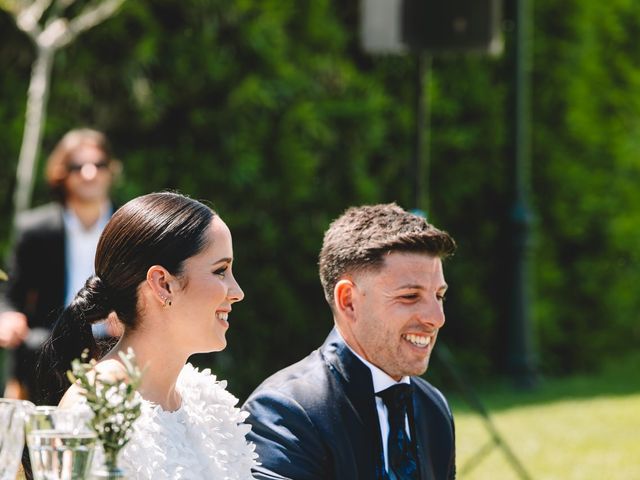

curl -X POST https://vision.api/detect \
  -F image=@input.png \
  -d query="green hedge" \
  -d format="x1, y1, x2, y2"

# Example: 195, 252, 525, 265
1, 0, 639, 398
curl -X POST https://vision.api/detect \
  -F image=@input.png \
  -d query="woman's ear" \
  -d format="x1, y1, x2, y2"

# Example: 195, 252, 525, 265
334, 279, 357, 322
146, 265, 173, 307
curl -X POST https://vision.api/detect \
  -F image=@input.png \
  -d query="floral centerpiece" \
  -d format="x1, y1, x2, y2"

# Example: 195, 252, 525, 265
67, 348, 143, 479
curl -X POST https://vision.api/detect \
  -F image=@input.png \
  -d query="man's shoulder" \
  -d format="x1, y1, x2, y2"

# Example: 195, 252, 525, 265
243, 346, 346, 480
246, 347, 331, 404
411, 375, 453, 419
15, 203, 63, 234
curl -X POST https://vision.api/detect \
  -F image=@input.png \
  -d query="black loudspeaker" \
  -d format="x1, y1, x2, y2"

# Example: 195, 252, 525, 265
402, 0, 502, 53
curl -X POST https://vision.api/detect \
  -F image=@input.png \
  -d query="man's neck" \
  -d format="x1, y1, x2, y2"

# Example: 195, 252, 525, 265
65, 198, 109, 229
334, 325, 409, 388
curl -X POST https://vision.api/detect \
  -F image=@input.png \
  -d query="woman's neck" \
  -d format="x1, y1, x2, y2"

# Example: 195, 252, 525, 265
101, 329, 188, 412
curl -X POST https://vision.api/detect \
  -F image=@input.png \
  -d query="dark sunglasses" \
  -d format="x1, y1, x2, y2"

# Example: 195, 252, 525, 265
67, 160, 110, 173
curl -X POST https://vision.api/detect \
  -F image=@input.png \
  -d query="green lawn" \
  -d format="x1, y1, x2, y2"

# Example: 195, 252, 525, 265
448, 354, 640, 479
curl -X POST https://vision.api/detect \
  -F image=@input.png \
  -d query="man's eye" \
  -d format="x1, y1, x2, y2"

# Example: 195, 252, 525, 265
401, 294, 418, 300
437, 294, 447, 302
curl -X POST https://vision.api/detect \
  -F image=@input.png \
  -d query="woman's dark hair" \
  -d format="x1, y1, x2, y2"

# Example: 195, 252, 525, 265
37, 192, 215, 404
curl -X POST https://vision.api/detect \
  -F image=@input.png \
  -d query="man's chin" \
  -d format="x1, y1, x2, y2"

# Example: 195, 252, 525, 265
406, 358, 431, 377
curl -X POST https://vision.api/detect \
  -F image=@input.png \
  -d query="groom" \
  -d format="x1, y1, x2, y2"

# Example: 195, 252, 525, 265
243, 203, 457, 479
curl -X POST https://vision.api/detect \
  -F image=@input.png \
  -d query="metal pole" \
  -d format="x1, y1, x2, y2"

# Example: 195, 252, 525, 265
507, 0, 538, 388
408, 13, 534, 476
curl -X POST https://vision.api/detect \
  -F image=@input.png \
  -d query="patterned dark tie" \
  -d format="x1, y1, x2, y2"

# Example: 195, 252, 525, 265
377, 384, 418, 480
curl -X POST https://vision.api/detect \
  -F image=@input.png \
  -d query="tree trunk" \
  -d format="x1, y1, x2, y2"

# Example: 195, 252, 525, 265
13, 45, 55, 215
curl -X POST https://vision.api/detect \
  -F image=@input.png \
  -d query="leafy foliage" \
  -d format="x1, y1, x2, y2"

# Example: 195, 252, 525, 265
1, 0, 640, 397
532, 0, 640, 373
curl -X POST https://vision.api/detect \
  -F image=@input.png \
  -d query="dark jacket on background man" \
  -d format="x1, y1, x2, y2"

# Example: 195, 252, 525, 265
1, 203, 67, 397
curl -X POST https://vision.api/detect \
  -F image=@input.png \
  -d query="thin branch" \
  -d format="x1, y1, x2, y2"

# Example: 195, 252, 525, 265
0, 0, 40, 41
38, 16, 67, 49
54, 0, 126, 48
13, 46, 55, 214
16, 0, 53, 34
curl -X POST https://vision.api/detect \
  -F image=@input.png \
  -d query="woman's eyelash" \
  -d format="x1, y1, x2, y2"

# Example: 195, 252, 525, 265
214, 266, 228, 277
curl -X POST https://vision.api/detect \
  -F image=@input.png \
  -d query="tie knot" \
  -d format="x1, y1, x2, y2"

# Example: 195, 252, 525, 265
377, 383, 413, 411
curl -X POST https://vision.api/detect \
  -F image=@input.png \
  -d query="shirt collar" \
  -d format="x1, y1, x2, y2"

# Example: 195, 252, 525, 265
335, 326, 410, 394
63, 202, 112, 233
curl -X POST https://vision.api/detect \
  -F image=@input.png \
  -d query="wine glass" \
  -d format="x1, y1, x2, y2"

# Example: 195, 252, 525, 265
0, 398, 35, 480
25, 405, 97, 480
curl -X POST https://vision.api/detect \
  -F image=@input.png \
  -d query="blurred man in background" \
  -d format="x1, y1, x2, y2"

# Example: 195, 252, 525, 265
0, 128, 122, 401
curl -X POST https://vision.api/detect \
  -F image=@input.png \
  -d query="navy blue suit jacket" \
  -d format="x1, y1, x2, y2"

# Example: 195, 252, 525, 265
242, 328, 456, 479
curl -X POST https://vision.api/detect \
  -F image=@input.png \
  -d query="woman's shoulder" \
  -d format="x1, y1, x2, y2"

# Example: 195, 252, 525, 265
94, 358, 129, 379
58, 383, 86, 409
59, 359, 125, 408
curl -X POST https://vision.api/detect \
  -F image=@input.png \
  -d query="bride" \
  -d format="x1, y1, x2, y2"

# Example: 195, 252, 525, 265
39, 191, 257, 479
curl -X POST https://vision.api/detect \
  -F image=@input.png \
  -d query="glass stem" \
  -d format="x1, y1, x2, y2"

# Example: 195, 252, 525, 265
105, 449, 119, 469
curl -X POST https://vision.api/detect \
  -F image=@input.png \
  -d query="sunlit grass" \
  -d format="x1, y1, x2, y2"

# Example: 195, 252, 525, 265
448, 354, 640, 479
454, 394, 639, 479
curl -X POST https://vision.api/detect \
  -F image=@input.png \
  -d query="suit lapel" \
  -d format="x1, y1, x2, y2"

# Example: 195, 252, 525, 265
321, 329, 387, 480
411, 378, 435, 480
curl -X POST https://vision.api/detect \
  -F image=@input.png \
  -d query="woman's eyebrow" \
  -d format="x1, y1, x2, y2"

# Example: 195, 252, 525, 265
211, 257, 233, 265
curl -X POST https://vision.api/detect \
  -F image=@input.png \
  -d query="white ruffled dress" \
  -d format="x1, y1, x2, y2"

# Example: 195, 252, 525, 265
113, 363, 257, 479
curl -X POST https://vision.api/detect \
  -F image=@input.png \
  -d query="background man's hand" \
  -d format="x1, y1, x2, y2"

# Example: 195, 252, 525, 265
0, 311, 29, 348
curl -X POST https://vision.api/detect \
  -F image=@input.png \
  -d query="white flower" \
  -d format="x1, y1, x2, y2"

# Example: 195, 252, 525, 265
67, 349, 144, 462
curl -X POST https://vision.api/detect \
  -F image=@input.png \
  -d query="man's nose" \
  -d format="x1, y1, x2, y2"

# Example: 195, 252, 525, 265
419, 299, 445, 329
80, 163, 98, 180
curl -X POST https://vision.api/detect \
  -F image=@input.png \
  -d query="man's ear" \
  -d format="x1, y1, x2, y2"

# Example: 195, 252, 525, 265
334, 279, 357, 322
146, 265, 174, 307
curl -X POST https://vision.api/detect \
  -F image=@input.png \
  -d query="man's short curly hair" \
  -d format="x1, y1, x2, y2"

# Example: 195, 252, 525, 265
318, 203, 456, 307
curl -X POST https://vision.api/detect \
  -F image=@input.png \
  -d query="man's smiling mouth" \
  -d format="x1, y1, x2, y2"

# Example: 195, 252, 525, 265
402, 334, 431, 348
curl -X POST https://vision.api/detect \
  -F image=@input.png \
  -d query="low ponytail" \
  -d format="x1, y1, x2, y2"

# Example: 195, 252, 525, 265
37, 192, 215, 404
37, 275, 113, 405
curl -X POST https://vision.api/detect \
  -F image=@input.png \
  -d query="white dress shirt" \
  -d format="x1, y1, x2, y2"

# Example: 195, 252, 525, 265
63, 205, 112, 336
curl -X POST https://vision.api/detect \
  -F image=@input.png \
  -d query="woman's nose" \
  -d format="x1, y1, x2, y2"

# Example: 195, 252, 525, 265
228, 275, 244, 303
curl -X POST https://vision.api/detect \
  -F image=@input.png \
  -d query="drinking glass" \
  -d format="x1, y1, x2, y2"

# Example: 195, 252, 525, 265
26, 405, 96, 480
0, 398, 35, 480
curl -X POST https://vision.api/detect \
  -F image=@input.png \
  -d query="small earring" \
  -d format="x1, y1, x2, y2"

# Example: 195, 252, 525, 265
162, 296, 172, 307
